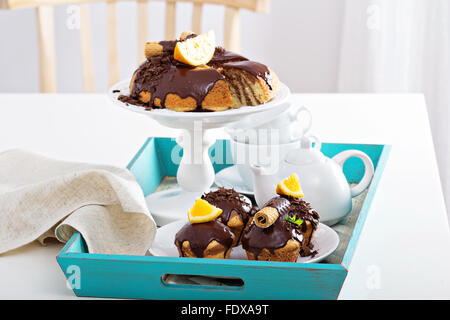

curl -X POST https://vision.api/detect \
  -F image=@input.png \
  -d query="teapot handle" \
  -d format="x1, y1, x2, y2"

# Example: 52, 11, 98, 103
303, 133, 322, 150
332, 150, 375, 197
289, 106, 313, 140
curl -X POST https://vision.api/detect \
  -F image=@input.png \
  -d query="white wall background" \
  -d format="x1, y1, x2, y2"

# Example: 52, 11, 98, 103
1, 0, 450, 215
0, 0, 344, 93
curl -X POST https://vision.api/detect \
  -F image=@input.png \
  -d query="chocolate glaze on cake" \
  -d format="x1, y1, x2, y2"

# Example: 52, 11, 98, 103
224, 60, 273, 90
127, 46, 248, 109
265, 196, 291, 216
210, 47, 248, 64
175, 220, 234, 258
120, 35, 277, 111
130, 54, 224, 108
159, 40, 177, 52
152, 65, 224, 108
242, 215, 303, 257
241, 195, 320, 258
201, 187, 252, 225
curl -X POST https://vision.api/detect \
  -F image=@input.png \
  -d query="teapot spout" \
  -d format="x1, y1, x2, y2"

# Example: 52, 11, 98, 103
249, 163, 278, 185
249, 163, 278, 208
249, 163, 267, 176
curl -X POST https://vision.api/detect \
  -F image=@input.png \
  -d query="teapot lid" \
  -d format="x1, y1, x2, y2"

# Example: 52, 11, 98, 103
284, 135, 324, 165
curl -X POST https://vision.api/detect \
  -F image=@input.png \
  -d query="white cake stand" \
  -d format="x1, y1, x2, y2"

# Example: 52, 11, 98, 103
109, 79, 291, 225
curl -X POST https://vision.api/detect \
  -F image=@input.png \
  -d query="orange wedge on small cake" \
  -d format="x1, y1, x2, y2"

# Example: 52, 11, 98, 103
174, 30, 216, 66
276, 173, 305, 198
188, 198, 223, 223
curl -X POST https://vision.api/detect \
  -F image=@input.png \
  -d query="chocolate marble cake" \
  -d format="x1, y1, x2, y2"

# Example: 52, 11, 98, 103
118, 31, 279, 112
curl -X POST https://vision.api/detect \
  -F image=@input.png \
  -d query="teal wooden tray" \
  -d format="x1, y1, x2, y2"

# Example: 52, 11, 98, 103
57, 137, 390, 300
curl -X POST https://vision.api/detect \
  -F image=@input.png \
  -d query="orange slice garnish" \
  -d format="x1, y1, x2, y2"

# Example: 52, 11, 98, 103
174, 30, 216, 66
276, 173, 305, 198
188, 198, 223, 223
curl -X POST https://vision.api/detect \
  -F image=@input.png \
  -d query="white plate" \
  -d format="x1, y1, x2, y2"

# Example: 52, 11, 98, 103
215, 165, 254, 195
149, 220, 339, 264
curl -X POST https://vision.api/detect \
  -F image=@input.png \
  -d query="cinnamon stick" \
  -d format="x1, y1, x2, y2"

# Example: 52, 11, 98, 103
179, 30, 196, 41
254, 207, 279, 228
144, 42, 164, 59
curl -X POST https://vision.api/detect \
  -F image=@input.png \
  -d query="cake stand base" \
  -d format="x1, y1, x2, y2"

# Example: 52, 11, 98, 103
146, 188, 200, 226
109, 80, 291, 226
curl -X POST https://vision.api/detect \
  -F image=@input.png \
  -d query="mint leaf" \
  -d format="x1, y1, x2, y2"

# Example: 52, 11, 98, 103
285, 215, 303, 226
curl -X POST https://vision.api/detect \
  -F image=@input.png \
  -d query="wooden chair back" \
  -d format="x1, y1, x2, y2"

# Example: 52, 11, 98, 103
3, 0, 269, 93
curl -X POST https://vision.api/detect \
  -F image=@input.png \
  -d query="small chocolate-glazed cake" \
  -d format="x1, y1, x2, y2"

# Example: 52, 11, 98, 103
242, 196, 320, 262
175, 220, 235, 259
201, 187, 253, 246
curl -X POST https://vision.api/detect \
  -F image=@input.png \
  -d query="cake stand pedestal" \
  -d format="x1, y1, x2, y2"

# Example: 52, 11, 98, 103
145, 123, 217, 226
109, 80, 290, 225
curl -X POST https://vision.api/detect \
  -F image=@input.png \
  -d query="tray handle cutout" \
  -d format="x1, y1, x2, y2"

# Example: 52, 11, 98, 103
161, 274, 244, 292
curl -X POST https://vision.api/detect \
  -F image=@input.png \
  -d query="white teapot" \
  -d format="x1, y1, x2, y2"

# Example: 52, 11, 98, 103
250, 135, 375, 225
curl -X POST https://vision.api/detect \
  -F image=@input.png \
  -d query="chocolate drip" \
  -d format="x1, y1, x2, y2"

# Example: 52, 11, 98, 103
131, 55, 224, 108
152, 65, 224, 107
159, 40, 177, 52
264, 196, 291, 217
242, 216, 303, 258
224, 60, 273, 90
175, 220, 234, 258
210, 47, 248, 63
201, 187, 251, 225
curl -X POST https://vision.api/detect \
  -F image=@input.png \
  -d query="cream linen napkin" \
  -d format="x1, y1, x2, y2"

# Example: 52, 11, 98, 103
0, 149, 156, 255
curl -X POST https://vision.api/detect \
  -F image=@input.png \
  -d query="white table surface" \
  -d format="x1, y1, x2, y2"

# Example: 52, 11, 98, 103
0, 93, 449, 300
